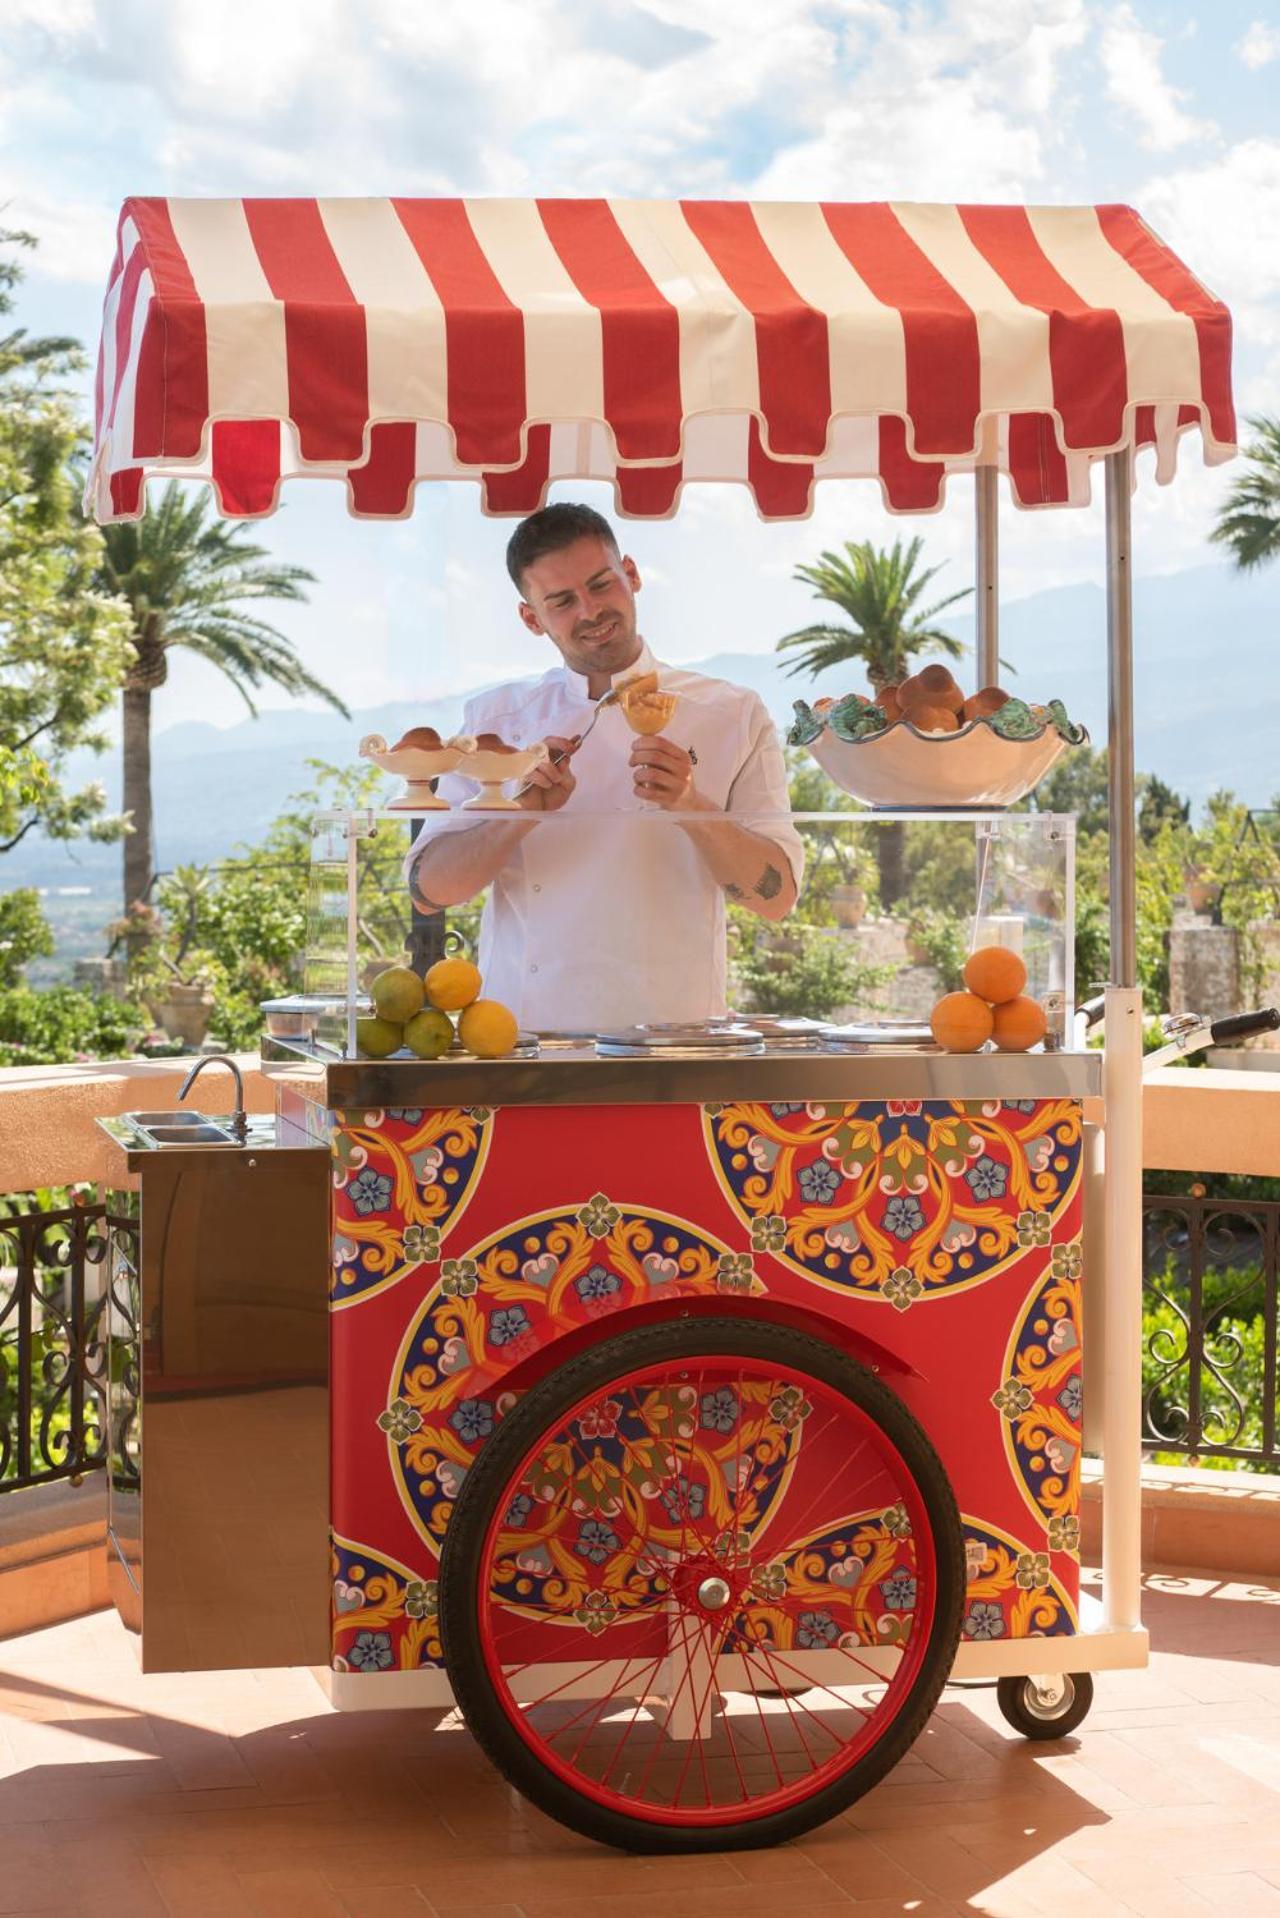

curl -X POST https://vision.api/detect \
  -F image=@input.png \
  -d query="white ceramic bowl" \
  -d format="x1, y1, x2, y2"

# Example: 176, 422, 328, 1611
456, 741, 550, 810
806, 714, 1086, 809
359, 733, 467, 810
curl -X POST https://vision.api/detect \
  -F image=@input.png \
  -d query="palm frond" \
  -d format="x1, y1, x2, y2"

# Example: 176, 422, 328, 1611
780, 535, 971, 684
1211, 415, 1280, 572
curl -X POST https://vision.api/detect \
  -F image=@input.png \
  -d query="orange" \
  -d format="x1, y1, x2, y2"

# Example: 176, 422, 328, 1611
992, 995, 1048, 1052
425, 957, 482, 1012
458, 999, 519, 1058
963, 946, 1027, 1005
930, 991, 994, 1053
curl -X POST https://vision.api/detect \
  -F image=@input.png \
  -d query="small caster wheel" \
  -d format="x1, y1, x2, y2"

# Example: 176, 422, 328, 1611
996, 1671, 1093, 1740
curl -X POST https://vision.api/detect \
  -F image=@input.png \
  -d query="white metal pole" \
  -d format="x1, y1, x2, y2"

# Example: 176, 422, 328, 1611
975, 466, 1000, 690
1101, 446, 1146, 1639
346, 818, 360, 1060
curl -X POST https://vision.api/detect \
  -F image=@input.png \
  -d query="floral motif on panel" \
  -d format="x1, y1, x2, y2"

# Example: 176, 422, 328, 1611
703, 1099, 1082, 1304
993, 1252, 1084, 1538
330, 1107, 493, 1307
331, 1534, 440, 1671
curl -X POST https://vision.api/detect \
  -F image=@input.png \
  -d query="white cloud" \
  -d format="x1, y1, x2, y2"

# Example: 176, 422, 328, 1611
1098, 3, 1217, 152
1140, 138, 1280, 345
1235, 20, 1280, 69
1, 185, 117, 283
755, 0, 1088, 202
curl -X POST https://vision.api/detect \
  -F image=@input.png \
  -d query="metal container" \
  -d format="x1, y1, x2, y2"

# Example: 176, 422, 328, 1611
259, 994, 331, 1038
818, 1019, 939, 1052
595, 1022, 766, 1059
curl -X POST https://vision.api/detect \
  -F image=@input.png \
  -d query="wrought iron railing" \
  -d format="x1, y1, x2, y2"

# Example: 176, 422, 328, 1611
1143, 1191, 1279, 1468
2, 1188, 1276, 1489
0, 1197, 138, 1492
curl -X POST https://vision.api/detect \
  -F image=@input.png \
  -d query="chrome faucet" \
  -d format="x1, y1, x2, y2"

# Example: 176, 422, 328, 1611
178, 1055, 248, 1142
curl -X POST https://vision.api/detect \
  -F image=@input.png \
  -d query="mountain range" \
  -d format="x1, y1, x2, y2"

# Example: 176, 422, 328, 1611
10, 561, 1280, 901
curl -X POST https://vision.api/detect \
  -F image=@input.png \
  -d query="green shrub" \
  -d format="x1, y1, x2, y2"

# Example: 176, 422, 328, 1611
0, 984, 139, 1065
733, 920, 890, 1019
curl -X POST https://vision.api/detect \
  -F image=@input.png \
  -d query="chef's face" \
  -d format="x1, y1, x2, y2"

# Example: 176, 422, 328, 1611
517, 535, 642, 678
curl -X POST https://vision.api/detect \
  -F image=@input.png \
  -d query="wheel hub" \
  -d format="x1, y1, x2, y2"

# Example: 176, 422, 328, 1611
696, 1574, 732, 1612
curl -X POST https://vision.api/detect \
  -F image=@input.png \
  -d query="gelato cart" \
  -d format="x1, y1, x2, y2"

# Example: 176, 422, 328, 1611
88, 195, 1248, 1852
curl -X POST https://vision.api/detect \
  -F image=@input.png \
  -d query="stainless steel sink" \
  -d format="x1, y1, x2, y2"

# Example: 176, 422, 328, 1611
142, 1123, 235, 1145
124, 1110, 213, 1127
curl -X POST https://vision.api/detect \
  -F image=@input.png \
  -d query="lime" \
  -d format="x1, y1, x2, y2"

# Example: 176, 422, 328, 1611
356, 1016, 403, 1059
371, 965, 425, 1023
404, 1007, 455, 1059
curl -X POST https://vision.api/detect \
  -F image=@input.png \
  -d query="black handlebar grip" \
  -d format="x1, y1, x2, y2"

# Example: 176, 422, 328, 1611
1209, 1007, 1280, 1043
1078, 994, 1108, 1028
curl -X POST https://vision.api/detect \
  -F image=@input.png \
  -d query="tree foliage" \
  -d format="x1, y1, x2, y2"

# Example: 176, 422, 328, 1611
94, 481, 349, 914
1211, 414, 1280, 572
0, 231, 132, 854
775, 537, 970, 687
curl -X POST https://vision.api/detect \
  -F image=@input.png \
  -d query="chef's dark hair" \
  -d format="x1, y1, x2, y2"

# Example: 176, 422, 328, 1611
506, 503, 620, 592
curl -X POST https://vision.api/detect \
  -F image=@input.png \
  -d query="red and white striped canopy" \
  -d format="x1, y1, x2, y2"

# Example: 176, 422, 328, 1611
88, 197, 1235, 525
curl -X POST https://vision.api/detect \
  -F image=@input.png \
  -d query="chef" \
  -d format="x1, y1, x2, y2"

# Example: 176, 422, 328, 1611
406, 503, 804, 1031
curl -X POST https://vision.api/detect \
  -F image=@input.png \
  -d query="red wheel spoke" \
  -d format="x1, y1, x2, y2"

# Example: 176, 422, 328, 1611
553, 1649, 671, 1759
736, 1633, 789, 1794
465, 1339, 953, 1832
670, 1610, 728, 1810
740, 1638, 897, 1725
749, 1640, 825, 1771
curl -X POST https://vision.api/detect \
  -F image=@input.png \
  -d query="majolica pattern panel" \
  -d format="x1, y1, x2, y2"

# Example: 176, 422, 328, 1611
327, 1098, 1082, 1674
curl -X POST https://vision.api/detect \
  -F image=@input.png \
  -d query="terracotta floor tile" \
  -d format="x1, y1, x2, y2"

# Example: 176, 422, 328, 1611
797, 1828, 933, 1900
1070, 1854, 1218, 1916
519, 1893, 858, 1918
3, 1572, 1280, 1913
143, 1854, 258, 1915
1182, 1874, 1280, 1913
235, 1866, 350, 1917
338, 1893, 434, 1918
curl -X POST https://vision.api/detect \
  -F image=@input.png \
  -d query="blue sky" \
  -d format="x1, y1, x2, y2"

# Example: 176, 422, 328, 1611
2, 0, 1278, 732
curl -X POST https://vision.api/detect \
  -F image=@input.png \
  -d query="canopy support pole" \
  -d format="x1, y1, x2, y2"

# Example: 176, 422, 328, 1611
974, 466, 999, 689
1101, 445, 1145, 1642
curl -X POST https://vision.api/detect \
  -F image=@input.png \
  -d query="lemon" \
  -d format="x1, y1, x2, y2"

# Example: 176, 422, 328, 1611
371, 965, 425, 1023
425, 956, 483, 1012
356, 1016, 403, 1058
458, 999, 519, 1058
404, 1007, 455, 1059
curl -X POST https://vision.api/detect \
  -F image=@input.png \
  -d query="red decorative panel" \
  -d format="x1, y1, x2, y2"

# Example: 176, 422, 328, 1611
327, 1098, 1083, 1675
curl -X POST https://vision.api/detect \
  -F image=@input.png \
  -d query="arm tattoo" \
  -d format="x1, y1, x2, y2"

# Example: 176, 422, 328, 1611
724, 882, 746, 901
754, 863, 783, 901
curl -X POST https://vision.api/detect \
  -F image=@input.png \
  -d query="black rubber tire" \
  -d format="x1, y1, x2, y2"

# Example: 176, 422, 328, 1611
996, 1671, 1094, 1740
439, 1315, 965, 1852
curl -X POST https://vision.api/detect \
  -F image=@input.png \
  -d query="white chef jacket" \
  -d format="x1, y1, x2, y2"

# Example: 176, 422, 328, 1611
405, 642, 804, 1031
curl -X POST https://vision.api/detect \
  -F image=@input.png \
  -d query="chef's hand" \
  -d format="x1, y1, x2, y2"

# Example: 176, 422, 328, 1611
630, 736, 696, 810
517, 735, 578, 812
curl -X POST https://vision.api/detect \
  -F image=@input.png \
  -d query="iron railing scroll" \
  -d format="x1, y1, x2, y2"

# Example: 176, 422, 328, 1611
0, 1196, 138, 1492
1143, 1191, 1278, 1468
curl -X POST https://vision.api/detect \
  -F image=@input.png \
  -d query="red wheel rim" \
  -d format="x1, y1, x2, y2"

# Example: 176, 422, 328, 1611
475, 1355, 940, 1827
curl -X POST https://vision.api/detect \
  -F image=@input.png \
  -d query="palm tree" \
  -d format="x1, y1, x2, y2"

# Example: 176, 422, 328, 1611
1211, 415, 1280, 571
775, 537, 971, 688
95, 484, 350, 916
777, 538, 971, 906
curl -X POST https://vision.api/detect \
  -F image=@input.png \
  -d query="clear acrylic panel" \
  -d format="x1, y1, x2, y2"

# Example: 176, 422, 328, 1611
301, 807, 1076, 1058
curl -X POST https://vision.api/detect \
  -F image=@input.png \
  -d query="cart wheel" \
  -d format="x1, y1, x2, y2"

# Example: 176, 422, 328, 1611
439, 1317, 964, 1852
996, 1671, 1094, 1740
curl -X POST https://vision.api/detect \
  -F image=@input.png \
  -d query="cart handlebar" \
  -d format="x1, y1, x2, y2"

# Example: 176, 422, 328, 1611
1209, 1007, 1280, 1043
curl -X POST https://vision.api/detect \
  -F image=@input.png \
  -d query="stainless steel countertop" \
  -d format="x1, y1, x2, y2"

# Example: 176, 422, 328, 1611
95, 1113, 324, 1172
261, 1034, 1101, 1106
